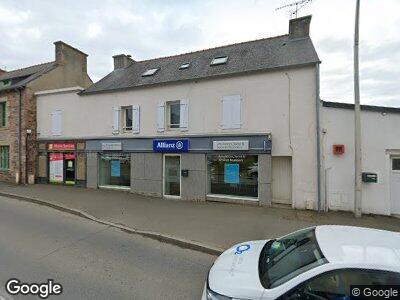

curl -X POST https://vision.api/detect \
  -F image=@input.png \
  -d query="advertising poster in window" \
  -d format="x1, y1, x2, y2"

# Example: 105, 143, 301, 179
224, 163, 240, 184
111, 160, 121, 177
49, 153, 63, 183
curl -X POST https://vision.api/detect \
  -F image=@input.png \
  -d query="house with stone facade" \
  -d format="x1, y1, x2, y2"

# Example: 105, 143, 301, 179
0, 41, 92, 184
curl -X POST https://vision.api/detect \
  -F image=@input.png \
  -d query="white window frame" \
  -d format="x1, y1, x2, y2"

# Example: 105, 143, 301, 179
167, 100, 181, 130
122, 106, 133, 132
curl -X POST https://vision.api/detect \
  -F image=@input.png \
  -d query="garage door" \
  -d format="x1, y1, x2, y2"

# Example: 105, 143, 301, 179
272, 156, 292, 205
391, 158, 400, 215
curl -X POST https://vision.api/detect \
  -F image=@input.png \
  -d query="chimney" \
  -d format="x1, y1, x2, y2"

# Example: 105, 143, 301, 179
289, 15, 312, 39
113, 54, 134, 70
54, 41, 88, 72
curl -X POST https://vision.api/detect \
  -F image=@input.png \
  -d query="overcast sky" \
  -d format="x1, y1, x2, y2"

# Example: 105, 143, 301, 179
1, 0, 399, 106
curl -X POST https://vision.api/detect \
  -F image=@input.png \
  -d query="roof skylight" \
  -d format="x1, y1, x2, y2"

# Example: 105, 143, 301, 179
142, 68, 159, 77
179, 62, 190, 70
210, 56, 228, 66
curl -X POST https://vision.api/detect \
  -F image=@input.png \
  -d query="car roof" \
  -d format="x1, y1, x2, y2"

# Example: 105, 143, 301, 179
315, 225, 400, 269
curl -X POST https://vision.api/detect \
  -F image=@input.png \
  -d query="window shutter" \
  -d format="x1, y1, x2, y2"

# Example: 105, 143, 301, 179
180, 99, 188, 131
222, 95, 241, 129
157, 102, 165, 132
112, 106, 120, 134
51, 110, 62, 136
132, 105, 140, 133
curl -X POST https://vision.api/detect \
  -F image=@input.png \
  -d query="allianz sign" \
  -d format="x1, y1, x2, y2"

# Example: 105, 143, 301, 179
152, 139, 189, 153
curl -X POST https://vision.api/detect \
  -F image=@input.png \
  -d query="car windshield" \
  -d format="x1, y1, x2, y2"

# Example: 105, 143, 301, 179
259, 227, 327, 289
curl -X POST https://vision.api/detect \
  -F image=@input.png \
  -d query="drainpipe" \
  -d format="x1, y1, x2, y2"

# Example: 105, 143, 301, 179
315, 63, 322, 212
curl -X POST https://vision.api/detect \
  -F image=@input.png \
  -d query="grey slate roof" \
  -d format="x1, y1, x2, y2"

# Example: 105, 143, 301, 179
0, 61, 56, 92
82, 35, 320, 95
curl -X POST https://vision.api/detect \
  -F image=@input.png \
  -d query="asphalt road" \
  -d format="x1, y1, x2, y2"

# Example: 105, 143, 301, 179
0, 195, 215, 299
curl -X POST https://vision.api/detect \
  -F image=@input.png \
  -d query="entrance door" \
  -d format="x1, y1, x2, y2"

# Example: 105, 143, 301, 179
164, 155, 181, 197
272, 156, 292, 205
65, 153, 75, 185
391, 158, 400, 215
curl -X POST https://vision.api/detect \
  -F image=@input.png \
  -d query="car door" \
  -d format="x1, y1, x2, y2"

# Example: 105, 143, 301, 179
277, 268, 400, 300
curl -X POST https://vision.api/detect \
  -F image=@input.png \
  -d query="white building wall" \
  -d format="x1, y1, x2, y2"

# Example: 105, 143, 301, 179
322, 106, 400, 215
37, 66, 318, 209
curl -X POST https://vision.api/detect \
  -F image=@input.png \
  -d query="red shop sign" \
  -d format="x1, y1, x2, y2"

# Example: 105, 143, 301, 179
49, 153, 63, 161
48, 143, 75, 151
64, 153, 75, 160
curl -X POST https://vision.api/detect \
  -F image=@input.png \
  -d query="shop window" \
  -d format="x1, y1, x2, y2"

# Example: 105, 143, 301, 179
0, 101, 7, 127
393, 158, 400, 171
0, 146, 9, 170
99, 153, 131, 187
207, 154, 258, 198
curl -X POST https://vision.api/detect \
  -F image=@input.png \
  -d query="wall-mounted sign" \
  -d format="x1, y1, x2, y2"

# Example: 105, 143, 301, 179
48, 143, 75, 151
153, 139, 189, 153
101, 142, 122, 151
213, 140, 249, 151
49, 153, 63, 183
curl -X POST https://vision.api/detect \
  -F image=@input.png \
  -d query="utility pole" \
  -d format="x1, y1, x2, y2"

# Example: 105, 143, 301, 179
354, 0, 362, 218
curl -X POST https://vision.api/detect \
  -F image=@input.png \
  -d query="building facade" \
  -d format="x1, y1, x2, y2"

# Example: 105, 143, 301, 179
36, 16, 321, 209
321, 102, 400, 216
0, 41, 92, 184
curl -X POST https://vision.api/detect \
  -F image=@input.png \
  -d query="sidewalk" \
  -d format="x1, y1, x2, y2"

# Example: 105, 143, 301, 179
0, 182, 399, 252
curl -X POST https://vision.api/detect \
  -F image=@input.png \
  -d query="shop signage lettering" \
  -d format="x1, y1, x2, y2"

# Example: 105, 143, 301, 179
101, 142, 122, 151
213, 140, 249, 151
48, 143, 75, 151
153, 139, 189, 153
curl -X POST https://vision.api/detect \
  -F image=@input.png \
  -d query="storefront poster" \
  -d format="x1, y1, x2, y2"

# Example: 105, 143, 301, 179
224, 163, 240, 184
111, 160, 121, 177
49, 153, 64, 183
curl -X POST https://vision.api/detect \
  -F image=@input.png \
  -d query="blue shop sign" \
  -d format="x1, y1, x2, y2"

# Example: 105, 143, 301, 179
153, 139, 189, 153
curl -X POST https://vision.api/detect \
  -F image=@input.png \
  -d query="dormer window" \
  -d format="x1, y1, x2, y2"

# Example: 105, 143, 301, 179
142, 68, 159, 77
210, 56, 228, 66
179, 62, 190, 70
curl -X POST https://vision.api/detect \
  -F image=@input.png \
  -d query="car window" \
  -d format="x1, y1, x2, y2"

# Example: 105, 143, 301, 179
259, 227, 327, 288
279, 269, 400, 300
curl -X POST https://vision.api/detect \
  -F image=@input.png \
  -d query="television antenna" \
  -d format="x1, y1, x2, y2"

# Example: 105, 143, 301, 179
276, 0, 312, 19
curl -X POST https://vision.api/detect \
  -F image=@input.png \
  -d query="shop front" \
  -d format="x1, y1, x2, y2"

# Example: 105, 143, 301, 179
36, 141, 86, 186
85, 134, 272, 205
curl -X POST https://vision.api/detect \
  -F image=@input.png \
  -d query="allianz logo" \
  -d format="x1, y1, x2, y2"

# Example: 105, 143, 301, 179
157, 141, 184, 149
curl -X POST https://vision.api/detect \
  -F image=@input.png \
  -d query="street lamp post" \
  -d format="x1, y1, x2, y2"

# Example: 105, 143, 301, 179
354, 0, 362, 218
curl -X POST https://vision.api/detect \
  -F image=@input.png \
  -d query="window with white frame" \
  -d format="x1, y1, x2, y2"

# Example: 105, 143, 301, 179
122, 106, 133, 131
157, 100, 188, 132
167, 101, 181, 129
113, 105, 140, 134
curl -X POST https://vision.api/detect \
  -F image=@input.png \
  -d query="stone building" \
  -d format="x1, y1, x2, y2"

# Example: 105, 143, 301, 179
0, 41, 92, 184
